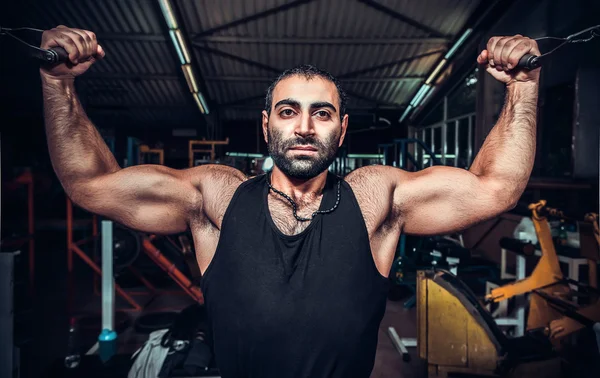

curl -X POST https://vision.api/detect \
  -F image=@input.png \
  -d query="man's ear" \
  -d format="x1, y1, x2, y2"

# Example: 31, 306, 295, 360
262, 110, 269, 144
338, 114, 349, 147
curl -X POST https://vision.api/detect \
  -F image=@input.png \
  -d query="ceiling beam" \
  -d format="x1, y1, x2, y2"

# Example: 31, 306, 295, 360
192, 0, 314, 40
84, 73, 180, 81
346, 90, 402, 108
194, 36, 449, 44
87, 103, 190, 110
97, 33, 166, 42
193, 44, 281, 73
356, 0, 447, 38
339, 49, 445, 79
83, 73, 425, 83
219, 95, 265, 107
203, 76, 425, 82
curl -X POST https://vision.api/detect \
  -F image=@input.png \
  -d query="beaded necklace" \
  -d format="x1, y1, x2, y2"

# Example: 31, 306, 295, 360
266, 172, 341, 222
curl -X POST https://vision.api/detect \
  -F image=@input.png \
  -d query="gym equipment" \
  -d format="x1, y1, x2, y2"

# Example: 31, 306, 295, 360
486, 201, 600, 344
390, 234, 498, 308
67, 196, 204, 319
67, 198, 144, 313
487, 201, 576, 304
188, 139, 229, 167
417, 269, 560, 378
387, 327, 414, 362
139, 144, 165, 165
0, 26, 68, 64
96, 223, 141, 271
517, 24, 600, 70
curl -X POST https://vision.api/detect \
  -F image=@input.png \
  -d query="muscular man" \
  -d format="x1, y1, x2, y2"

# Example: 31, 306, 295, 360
40, 26, 539, 378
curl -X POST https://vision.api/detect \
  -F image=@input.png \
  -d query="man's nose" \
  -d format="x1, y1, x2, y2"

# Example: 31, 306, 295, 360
294, 112, 315, 138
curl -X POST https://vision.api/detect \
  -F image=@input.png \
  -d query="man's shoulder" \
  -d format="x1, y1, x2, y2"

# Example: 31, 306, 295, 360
189, 164, 248, 227
343, 165, 402, 236
344, 164, 395, 190
189, 164, 247, 190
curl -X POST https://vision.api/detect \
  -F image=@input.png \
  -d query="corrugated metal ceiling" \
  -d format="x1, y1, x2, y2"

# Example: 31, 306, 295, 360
24, 0, 483, 131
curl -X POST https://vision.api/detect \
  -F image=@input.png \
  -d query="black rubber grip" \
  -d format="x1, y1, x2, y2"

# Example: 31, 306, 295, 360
516, 54, 541, 70
43, 46, 69, 64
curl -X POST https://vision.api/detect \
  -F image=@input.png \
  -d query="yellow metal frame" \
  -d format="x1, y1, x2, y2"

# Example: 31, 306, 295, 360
486, 200, 600, 339
188, 138, 229, 167
487, 200, 564, 302
139, 144, 165, 165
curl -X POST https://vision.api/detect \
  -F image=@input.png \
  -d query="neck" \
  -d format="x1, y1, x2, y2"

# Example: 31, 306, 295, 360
269, 167, 328, 201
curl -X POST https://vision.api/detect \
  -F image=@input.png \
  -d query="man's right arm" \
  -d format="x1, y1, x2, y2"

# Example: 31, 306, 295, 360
40, 26, 245, 234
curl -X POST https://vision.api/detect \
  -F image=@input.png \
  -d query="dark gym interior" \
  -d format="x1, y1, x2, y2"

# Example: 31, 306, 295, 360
1, 0, 599, 377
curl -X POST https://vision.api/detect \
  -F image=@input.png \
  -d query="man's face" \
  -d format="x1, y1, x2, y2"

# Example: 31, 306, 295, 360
262, 76, 348, 180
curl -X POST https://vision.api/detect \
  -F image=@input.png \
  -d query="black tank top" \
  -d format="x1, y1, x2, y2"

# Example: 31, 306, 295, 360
200, 172, 389, 378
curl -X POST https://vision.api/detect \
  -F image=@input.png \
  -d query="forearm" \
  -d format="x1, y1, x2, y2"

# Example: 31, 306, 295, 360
41, 73, 120, 196
469, 82, 538, 201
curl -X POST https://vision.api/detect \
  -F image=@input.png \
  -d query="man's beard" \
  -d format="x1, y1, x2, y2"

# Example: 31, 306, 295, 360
267, 127, 339, 180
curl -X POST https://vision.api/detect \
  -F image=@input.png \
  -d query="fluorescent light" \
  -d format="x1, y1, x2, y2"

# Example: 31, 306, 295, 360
421, 85, 436, 106
226, 152, 264, 158
175, 29, 191, 63
182, 64, 198, 92
400, 105, 413, 123
410, 85, 430, 107
426, 59, 447, 85
169, 30, 186, 65
158, 0, 178, 29
414, 85, 434, 108
193, 93, 205, 113
347, 154, 384, 159
445, 28, 472, 59
197, 92, 209, 114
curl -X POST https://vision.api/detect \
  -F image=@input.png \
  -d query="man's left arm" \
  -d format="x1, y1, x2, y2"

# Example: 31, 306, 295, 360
392, 35, 541, 235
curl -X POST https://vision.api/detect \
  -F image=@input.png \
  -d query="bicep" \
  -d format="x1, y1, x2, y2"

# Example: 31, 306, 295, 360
395, 166, 514, 236
72, 165, 200, 235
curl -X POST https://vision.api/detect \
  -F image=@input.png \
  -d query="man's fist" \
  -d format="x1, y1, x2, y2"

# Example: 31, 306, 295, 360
477, 35, 541, 85
40, 26, 105, 80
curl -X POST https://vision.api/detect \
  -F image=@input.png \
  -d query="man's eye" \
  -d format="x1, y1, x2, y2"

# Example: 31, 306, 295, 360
280, 109, 295, 117
315, 110, 330, 118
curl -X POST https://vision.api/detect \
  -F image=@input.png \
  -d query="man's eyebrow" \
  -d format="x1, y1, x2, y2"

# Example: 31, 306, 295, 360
274, 99, 338, 113
310, 101, 337, 113
274, 99, 301, 108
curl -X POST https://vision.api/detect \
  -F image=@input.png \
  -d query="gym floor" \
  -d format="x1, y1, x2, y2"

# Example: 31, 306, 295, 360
21, 230, 422, 378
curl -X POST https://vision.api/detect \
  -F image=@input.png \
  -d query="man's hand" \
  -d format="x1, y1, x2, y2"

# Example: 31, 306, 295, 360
40, 26, 105, 80
477, 35, 541, 85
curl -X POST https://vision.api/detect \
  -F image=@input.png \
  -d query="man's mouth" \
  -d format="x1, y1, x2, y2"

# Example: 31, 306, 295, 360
289, 145, 317, 151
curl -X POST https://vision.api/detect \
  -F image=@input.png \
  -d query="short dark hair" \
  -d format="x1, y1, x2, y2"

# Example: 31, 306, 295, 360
264, 64, 347, 120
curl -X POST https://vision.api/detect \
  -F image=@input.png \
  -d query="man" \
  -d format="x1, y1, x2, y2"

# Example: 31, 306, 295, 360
40, 26, 539, 378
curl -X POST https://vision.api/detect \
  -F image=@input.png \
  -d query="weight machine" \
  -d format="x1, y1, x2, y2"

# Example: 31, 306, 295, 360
66, 198, 203, 306
486, 201, 600, 343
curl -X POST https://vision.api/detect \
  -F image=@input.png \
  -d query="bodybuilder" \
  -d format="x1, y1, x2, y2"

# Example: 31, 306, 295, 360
40, 26, 540, 378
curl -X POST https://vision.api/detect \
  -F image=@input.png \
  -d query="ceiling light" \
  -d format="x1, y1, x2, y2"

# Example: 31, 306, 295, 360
169, 30, 186, 65
158, 0, 178, 29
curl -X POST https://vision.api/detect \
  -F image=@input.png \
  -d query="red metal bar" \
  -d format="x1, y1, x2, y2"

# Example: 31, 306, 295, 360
72, 244, 142, 311
141, 239, 204, 303
128, 266, 157, 293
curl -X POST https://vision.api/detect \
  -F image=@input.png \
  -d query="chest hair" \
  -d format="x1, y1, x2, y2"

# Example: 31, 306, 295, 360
267, 194, 323, 236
